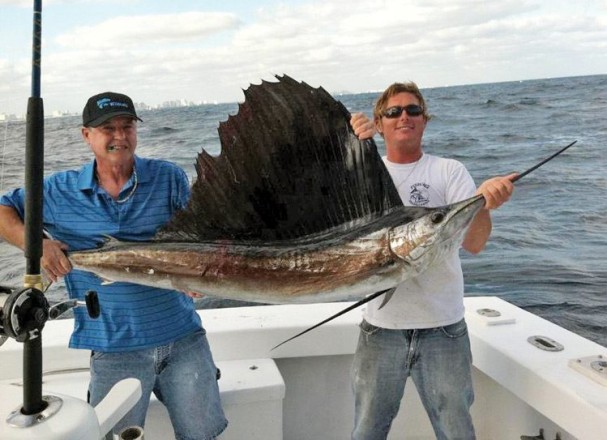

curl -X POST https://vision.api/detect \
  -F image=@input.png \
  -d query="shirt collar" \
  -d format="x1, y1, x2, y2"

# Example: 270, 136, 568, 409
77, 155, 149, 191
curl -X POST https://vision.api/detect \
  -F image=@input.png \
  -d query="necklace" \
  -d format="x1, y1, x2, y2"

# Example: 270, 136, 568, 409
115, 168, 138, 204
96, 168, 138, 204
394, 156, 421, 191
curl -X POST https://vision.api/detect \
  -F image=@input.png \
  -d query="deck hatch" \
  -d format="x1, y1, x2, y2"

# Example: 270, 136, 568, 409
527, 335, 564, 352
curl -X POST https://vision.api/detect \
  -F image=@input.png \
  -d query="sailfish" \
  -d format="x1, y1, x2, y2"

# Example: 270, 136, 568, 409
69, 75, 575, 329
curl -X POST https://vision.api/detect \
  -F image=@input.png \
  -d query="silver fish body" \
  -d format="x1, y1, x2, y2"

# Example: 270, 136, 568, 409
69, 196, 484, 304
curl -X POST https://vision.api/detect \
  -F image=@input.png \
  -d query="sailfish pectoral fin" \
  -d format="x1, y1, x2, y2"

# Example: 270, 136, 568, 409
271, 288, 394, 350
377, 287, 396, 310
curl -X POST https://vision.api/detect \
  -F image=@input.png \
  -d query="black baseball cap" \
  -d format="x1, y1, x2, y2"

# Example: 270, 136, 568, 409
82, 91, 143, 127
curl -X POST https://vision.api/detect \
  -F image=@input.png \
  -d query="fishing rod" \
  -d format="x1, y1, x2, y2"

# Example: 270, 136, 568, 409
272, 140, 578, 350
24, 0, 45, 292
19, 0, 47, 417
0, 0, 48, 421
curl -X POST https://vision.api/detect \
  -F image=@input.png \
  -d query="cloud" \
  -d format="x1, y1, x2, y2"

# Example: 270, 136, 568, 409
2, 0, 607, 115
0, 0, 32, 6
0, 0, 98, 5
55, 12, 241, 49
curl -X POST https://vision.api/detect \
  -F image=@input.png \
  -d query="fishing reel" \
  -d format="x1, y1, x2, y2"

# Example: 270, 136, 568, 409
0, 285, 48, 346
0, 284, 99, 347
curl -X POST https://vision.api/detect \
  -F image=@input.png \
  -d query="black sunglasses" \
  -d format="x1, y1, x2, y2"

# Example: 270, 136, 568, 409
382, 104, 424, 118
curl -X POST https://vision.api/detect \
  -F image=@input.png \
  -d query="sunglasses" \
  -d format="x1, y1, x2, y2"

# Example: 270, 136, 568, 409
382, 104, 424, 118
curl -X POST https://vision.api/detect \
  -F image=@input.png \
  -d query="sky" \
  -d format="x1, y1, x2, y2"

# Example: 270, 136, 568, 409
1, 0, 606, 116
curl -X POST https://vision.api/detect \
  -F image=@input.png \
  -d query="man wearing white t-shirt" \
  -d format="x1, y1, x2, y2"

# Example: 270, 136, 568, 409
349, 82, 516, 440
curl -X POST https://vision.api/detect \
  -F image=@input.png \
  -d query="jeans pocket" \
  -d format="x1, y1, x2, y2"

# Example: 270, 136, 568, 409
90, 350, 108, 361
440, 319, 468, 338
359, 319, 380, 336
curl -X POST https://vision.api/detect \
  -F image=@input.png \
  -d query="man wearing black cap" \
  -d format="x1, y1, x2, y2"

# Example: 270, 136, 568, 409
0, 92, 227, 439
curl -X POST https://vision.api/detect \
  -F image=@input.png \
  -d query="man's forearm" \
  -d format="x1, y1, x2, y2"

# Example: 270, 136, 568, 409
0, 205, 26, 250
462, 208, 492, 254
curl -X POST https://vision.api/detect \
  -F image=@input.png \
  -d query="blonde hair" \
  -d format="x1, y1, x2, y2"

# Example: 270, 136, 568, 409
373, 82, 431, 124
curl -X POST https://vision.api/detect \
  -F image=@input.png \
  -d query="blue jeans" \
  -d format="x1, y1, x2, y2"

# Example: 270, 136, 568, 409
89, 328, 227, 440
351, 319, 475, 440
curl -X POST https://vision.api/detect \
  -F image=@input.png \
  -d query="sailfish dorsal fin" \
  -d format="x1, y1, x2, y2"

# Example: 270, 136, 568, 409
158, 75, 402, 242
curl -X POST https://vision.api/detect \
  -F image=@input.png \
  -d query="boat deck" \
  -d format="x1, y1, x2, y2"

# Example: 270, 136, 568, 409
1, 296, 606, 439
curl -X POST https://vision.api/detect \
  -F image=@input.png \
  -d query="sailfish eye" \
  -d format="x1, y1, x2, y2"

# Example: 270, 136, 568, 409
430, 211, 445, 224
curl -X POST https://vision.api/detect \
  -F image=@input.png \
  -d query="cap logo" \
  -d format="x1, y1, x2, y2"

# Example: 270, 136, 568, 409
96, 97, 129, 110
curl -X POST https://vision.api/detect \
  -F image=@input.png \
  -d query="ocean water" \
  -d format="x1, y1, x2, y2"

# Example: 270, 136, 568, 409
1, 74, 606, 346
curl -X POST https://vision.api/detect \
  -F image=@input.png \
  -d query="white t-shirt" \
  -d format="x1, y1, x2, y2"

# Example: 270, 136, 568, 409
363, 153, 477, 329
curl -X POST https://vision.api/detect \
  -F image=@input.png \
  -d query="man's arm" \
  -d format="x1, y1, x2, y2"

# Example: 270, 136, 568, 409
0, 205, 71, 282
463, 173, 517, 254
0, 205, 27, 250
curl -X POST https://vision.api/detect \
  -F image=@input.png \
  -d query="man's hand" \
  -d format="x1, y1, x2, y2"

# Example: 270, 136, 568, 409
350, 112, 375, 140
42, 239, 71, 282
476, 173, 518, 210
184, 291, 206, 299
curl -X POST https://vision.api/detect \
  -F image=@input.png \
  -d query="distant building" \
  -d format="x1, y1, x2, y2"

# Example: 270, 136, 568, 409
50, 110, 68, 118
159, 99, 204, 109
0, 113, 19, 122
134, 102, 153, 111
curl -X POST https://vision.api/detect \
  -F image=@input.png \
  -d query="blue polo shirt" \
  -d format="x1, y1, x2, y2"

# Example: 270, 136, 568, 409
0, 155, 202, 352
